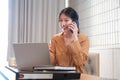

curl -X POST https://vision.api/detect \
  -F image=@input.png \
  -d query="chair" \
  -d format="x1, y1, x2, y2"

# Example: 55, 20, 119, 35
84, 53, 100, 76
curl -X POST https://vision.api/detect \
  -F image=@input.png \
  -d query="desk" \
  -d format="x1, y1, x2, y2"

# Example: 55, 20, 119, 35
0, 73, 99, 80
80, 74, 117, 80
0, 71, 100, 80
1, 71, 116, 80
1, 66, 113, 80
80, 74, 99, 80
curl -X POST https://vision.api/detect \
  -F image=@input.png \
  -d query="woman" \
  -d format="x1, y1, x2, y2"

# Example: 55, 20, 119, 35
49, 7, 89, 73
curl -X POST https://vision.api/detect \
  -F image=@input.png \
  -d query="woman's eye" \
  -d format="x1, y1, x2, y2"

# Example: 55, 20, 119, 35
59, 19, 70, 22
65, 20, 69, 22
59, 20, 62, 22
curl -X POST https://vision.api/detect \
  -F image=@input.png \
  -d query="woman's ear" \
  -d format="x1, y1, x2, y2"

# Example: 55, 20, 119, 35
74, 20, 79, 27
73, 20, 80, 33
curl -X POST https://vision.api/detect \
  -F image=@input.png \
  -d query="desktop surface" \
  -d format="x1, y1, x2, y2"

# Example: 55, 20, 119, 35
0, 72, 116, 80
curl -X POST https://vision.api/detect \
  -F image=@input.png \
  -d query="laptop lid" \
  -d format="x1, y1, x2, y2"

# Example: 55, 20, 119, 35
13, 43, 51, 71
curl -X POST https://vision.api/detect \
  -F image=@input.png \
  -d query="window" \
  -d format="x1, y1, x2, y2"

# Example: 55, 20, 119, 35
0, 0, 8, 65
69, 0, 120, 49
65, 0, 69, 7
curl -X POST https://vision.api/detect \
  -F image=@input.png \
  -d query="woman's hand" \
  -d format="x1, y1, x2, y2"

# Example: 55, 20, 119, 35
64, 22, 78, 46
68, 22, 78, 41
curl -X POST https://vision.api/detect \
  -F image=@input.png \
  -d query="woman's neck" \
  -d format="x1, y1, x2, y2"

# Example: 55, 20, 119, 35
63, 32, 72, 38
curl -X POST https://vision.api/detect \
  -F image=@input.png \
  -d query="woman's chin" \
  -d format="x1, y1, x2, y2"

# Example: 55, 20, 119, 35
63, 30, 70, 34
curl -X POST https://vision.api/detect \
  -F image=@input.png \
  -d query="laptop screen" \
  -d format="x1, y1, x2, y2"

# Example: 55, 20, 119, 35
13, 43, 51, 71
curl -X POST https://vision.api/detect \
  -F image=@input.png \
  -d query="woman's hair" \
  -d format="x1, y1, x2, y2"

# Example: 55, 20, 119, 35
59, 7, 80, 33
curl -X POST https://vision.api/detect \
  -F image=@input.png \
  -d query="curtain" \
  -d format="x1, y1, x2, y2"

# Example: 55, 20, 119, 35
7, 0, 65, 60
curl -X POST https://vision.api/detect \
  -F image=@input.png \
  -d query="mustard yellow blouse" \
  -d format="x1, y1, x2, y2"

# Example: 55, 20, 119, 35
49, 32, 89, 73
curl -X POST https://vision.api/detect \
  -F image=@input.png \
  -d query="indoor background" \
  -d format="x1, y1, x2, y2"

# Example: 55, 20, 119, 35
0, 0, 119, 80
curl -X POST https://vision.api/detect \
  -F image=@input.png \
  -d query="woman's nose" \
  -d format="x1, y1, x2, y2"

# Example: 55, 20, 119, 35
61, 22, 66, 27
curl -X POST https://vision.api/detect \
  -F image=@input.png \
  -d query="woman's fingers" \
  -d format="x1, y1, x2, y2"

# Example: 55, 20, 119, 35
69, 22, 78, 32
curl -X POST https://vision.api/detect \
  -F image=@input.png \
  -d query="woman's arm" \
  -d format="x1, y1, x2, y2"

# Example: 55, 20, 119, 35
68, 36, 89, 66
49, 38, 56, 65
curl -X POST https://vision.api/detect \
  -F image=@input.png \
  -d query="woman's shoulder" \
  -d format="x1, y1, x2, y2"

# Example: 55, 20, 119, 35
51, 32, 63, 40
78, 33, 89, 41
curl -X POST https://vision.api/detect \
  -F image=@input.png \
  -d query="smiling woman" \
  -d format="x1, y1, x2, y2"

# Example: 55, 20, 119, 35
0, 0, 8, 66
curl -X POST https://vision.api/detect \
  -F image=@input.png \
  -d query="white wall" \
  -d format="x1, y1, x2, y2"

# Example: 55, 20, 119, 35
89, 48, 120, 79
69, 0, 120, 48
90, 49, 114, 78
113, 48, 120, 79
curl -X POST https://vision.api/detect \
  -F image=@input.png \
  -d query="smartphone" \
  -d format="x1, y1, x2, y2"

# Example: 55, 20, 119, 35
69, 20, 79, 33
69, 28, 73, 33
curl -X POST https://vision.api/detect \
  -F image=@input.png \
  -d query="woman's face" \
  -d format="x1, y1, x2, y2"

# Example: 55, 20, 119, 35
59, 13, 72, 33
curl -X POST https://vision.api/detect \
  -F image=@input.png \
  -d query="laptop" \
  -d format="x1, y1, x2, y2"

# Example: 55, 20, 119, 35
13, 43, 51, 71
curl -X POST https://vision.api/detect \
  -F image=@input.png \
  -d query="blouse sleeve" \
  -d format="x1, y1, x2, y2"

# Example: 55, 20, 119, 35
49, 37, 56, 65
68, 36, 89, 66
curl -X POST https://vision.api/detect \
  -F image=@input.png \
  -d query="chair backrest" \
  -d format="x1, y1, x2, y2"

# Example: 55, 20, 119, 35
84, 52, 100, 76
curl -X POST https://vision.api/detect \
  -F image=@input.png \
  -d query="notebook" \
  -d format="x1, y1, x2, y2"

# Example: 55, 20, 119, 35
13, 43, 51, 71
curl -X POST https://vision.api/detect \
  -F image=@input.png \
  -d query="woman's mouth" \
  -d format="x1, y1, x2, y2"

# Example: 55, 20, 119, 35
63, 27, 69, 30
